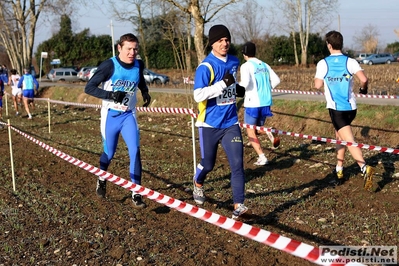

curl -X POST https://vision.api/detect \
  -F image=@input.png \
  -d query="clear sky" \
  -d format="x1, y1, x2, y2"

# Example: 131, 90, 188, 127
34, 0, 399, 52
330, 0, 398, 50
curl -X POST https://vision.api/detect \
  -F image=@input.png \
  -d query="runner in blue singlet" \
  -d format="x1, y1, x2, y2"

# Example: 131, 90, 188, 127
314, 30, 375, 191
85, 33, 151, 208
17, 67, 39, 119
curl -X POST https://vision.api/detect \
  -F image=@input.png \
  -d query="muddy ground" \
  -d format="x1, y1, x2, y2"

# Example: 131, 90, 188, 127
0, 80, 398, 266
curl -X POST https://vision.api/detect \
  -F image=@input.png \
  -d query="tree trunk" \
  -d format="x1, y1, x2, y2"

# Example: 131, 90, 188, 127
0, 0, 46, 74
137, 5, 150, 69
164, 0, 240, 66
190, 4, 206, 63
301, 46, 307, 66
185, 15, 192, 73
292, 31, 299, 66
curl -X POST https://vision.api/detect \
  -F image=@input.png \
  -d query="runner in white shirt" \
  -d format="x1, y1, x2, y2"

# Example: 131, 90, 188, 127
8, 69, 22, 116
239, 42, 281, 166
314, 30, 375, 190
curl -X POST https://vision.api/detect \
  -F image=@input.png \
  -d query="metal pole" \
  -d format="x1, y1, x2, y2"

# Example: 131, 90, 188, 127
48, 98, 51, 133
111, 20, 115, 57
191, 115, 196, 175
39, 56, 43, 82
7, 119, 16, 191
5, 90, 8, 116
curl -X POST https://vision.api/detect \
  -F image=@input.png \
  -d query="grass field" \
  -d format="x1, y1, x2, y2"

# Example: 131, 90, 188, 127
160, 63, 399, 95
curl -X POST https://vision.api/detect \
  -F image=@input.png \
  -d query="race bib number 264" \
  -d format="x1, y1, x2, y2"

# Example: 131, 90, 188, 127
216, 86, 235, 105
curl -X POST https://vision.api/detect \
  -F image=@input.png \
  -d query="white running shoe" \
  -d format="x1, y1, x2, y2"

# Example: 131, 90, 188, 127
232, 204, 248, 219
193, 178, 205, 205
254, 156, 268, 166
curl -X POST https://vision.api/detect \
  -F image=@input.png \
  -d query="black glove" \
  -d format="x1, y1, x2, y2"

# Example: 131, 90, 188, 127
235, 84, 245, 97
223, 72, 235, 87
142, 91, 151, 107
359, 86, 368, 95
108, 91, 127, 103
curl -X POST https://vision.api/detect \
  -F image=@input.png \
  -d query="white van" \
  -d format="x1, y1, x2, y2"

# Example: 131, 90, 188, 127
48, 68, 79, 82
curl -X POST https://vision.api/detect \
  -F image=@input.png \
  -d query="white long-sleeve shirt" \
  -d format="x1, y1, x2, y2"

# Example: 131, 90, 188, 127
239, 58, 280, 108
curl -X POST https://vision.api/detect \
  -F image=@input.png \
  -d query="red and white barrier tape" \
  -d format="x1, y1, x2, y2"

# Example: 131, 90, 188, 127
271, 89, 399, 100
180, 82, 399, 100
136, 106, 197, 117
35, 98, 102, 109
33, 98, 198, 118
241, 124, 399, 155
272, 89, 324, 96
6, 124, 362, 266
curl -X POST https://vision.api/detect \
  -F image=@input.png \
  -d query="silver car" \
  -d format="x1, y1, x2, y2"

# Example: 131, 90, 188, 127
362, 53, 395, 65
143, 68, 170, 85
77, 66, 95, 81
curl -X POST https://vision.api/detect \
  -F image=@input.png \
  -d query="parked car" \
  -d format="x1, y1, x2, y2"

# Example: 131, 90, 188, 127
47, 68, 80, 82
82, 68, 91, 81
81, 69, 89, 81
88, 67, 97, 80
392, 52, 399, 62
77, 66, 95, 80
362, 53, 395, 65
143, 68, 169, 85
81, 67, 98, 81
355, 53, 372, 63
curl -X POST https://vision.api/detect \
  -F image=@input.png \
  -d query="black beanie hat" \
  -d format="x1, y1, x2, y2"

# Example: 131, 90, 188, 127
242, 42, 256, 57
208, 25, 231, 46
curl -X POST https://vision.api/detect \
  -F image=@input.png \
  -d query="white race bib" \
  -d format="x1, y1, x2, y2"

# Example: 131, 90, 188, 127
216, 85, 236, 105
109, 92, 136, 112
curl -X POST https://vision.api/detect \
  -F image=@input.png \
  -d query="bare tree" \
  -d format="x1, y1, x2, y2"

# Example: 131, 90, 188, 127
0, 1, 46, 72
353, 24, 379, 53
160, 10, 193, 71
225, 0, 273, 43
163, 0, 242, 63
110, 0, 194, 72
0, 0, 74, 74
274, 0, 338, 66
108, 0, 154, 68
107, 0, 241, 71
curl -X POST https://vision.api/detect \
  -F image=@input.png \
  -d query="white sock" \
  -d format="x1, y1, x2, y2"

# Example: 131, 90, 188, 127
336, 165, 343, 172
